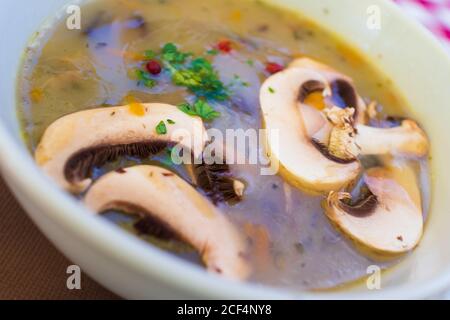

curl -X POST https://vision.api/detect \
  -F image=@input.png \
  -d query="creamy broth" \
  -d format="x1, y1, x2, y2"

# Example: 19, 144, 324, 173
17, 0, 430, 290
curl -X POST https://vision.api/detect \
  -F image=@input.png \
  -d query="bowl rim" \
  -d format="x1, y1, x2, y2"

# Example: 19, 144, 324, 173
1, 0, 450, 299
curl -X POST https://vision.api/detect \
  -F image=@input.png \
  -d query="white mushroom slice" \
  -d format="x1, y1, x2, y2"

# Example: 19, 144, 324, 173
35, 104, 207, 193
289, 57, 368, 124
84, 165, 250, 280
260, 67, 361, 194
355, 119, 429, 157
323, 167, 423, 256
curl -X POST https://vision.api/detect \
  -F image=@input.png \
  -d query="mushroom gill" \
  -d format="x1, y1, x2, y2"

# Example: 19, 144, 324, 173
323, 167, 423, 257
35, 103, 207, 193
260, 66, 361, 194
84, 165, 250, 280
193, 159, 246, 205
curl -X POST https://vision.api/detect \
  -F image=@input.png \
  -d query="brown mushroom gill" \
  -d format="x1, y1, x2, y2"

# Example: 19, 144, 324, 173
330, 79, 359, 115
64, 140, 170, 185
84, 165, 250, 280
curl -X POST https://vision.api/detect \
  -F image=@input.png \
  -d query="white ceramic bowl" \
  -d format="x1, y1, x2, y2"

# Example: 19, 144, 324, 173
1, 0, 450, 299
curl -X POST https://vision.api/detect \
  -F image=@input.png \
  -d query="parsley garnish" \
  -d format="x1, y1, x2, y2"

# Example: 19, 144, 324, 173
207, 49, 219, 56
167, 119, 176, 125
132, 43, 231, 120
162, 43, 191, 65
136, 70, 157, 88
156, 121, 168, 135
177, 100, 221, 121
268, 87, 276, 93
144, 50, 156, 60
168, 56, 230, 101
230, 74, 250, 88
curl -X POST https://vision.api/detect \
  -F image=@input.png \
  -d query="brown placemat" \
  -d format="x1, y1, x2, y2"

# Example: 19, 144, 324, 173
0, 175, 119, 300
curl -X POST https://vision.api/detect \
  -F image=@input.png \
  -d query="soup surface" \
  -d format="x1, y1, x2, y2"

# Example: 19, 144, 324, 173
17, 0, 430, 290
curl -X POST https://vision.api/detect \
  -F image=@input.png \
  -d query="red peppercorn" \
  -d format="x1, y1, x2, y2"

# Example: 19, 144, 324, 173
146, 60, 162, 75
217, 39, 233, 53
265, 62, 284, 74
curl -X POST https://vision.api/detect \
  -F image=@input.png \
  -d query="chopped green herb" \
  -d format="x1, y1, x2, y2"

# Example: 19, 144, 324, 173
144, 50, 156, 60
162, 42, 191, 64
133, 43, 230, 119
167, 119, 176, 125
168, 56, 229, 101
207, 49, 219, 56
136, 69, 157, 88
193, 99, 221, 120
268, 87, 276, 93
229, 74, 250, 88
177, 102, 198, 116
178, 99, 221, 121
155, 121, 167, 135
246, 59, 254, 67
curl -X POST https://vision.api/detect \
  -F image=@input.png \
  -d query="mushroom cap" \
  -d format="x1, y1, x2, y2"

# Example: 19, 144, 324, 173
323, 167, 423, 257
35, 103, 207, 193
84, 165, 250, 280
260, 66, 361, 194
289, 57, 368, 125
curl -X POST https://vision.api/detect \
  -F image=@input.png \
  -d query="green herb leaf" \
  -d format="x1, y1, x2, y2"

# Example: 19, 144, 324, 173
167, 119, 176, 125
137, 43, 230, 107
155, 121, 167, 135
177, 102, 198, 116
177, 100, 221, 121
162, 43, 191, 64
268, 86, 276, 93
207, 49, 219, 56
136, 70, 157, 88
193, 99, 221, 121
144, 50, 156, 60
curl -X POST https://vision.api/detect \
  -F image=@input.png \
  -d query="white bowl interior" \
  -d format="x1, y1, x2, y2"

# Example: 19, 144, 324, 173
1, 0, 450, 299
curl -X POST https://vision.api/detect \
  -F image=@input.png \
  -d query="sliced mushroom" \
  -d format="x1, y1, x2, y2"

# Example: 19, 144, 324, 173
35, 103, 207, 193
260, 66, 361, 194
323, 167, 423, 257
84, 165, 250, 280
290, 58, 429, 158
289, 57, 368, 125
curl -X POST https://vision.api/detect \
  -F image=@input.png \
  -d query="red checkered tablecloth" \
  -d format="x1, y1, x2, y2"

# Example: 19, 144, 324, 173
394, 0, 450, 50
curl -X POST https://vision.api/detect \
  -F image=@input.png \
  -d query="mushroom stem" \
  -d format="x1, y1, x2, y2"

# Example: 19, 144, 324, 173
355, 120, 429, 157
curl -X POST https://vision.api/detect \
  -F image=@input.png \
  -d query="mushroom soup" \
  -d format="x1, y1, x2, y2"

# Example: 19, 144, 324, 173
17, 0, 431, 290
